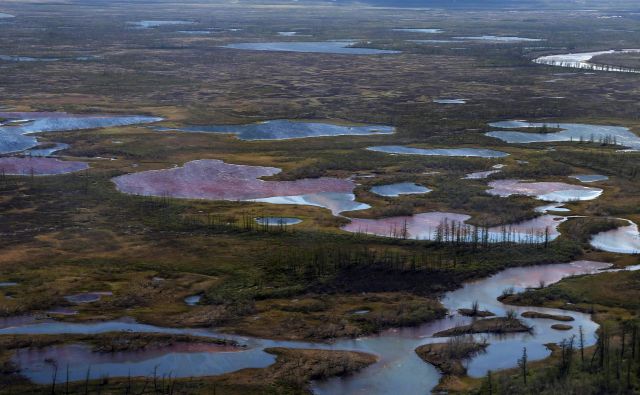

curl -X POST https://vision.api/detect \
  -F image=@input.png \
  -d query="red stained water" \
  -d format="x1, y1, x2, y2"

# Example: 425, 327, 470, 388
342, 212, 565, 242
342, 212, 471, 239
0, 157, 89, 175
112, 159, 356, 201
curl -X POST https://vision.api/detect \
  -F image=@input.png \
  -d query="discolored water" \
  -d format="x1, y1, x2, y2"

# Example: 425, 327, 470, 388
5, 261, 631, 395
487, 179, 603, 202
341, 212, 566, 243
590, 219, 640, 254
113, 160, 369, 216
0, 157, 88, 176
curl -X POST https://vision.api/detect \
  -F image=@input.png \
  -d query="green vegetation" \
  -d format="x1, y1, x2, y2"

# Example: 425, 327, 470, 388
1, 0, 640, 393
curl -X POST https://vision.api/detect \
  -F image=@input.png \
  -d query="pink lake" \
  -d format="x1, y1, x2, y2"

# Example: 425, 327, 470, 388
487, 179, 602, 202
113, 159, 368, 215
0, 157, 89, 175
342, 212, 565, 243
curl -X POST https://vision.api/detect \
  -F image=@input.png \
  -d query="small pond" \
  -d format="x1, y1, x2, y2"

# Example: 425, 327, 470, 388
370, 182, 431, 197
255, 217, 302, 226
570, 174, 609, 183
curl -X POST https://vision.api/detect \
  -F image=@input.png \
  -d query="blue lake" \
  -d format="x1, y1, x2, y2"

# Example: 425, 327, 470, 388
155, 119, 395, 140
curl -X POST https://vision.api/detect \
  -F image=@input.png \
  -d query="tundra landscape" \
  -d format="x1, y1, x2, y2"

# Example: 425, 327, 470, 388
0, 0, 640, 394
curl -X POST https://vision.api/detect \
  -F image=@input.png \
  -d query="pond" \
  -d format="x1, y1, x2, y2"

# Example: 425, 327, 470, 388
0, 111, 162, 154
4, 261, 629, 395
463, 169, 501, 179
486, 120, 640, 151
341, 212, 565, 243
453, 35, 544, 43
409, 40, 459, 44
590, 219, 640, 254
570, 174, 609, 183
370, 182, 431, 197
0, 55, 98, 62
129, 20, 195, 29
113, 160, 369, 216
533, 49, 640, 73
178, 30, 213, 35
433, 98, 467, 104
64, 292, 112, 304
0, 157, 88, 176
487, 179, 603, 202
184, 294, 203, 306
222, 41, 401, 55
367, 145, 509, 158
255, 217, 303, 226
155, 119, 395, 140
393, 28, 443, 34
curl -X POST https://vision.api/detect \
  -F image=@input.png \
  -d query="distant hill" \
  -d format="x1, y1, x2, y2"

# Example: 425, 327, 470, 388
344, 0, 544, 7
287, 0, 639, 10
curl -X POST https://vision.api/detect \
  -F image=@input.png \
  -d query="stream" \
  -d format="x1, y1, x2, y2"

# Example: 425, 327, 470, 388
1, 260, 630, 394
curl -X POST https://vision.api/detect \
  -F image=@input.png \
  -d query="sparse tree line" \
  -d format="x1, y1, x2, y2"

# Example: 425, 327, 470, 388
477, 321, 640, 394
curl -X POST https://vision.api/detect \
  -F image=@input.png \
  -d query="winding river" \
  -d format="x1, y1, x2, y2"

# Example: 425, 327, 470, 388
2, 260, 630, 394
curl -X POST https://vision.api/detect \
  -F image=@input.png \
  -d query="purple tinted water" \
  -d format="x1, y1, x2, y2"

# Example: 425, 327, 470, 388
5, 261, 631, 394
